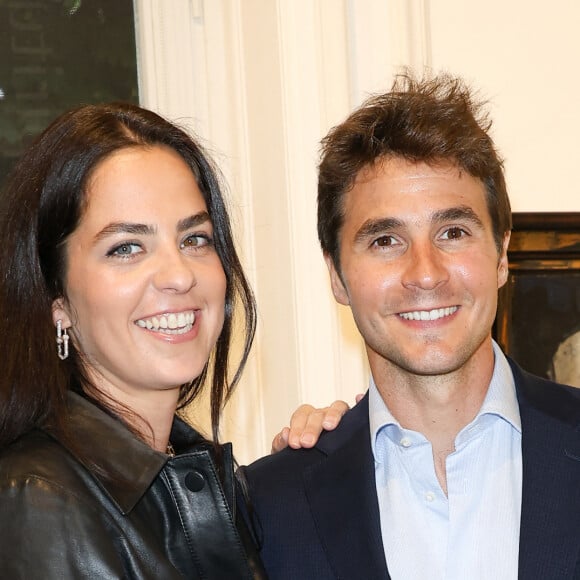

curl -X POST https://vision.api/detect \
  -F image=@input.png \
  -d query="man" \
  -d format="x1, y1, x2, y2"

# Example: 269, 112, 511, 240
242, 73, 580, 579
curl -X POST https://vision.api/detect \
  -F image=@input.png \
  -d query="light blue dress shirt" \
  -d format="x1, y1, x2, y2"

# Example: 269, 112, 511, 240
369, 341, 522, 580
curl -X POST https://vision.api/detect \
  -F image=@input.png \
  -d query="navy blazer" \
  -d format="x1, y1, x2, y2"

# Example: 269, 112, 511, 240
242, 360, 580, 579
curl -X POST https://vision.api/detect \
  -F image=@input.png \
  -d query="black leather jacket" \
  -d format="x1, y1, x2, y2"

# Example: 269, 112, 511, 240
0, 392, 267, 579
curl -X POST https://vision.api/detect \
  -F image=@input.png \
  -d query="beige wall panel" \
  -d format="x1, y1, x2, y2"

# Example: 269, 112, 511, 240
428, 0, 580, 211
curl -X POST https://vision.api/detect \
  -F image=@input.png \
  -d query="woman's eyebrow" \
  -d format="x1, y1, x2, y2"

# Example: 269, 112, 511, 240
94, 222, 154, 242
177, 211, 211, 233
93, 212, 212, 243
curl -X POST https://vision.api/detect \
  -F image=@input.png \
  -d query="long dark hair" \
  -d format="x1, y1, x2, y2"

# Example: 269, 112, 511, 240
0, 102, 256, 450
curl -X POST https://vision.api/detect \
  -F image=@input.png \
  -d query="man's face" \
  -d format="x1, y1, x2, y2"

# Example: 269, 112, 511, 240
326, 157, 509, 380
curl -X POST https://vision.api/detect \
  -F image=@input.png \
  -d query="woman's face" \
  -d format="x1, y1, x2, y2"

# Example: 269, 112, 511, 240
52, 145, 227, 406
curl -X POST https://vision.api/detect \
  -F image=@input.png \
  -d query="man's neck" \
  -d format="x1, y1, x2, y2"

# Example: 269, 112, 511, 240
369, 341, 496, 493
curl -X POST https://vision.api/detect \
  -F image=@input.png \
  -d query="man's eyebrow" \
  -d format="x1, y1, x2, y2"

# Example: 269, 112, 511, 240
353, 205, 484, 243
93, 212, 211, 243
354, 217, 404, 242
432, 205, 484, 227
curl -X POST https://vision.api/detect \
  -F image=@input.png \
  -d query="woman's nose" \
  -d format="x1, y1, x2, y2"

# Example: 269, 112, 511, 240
152, 249, 197, 293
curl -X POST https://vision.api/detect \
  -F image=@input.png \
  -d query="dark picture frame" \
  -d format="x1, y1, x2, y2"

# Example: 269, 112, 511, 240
494, 212, 580, 385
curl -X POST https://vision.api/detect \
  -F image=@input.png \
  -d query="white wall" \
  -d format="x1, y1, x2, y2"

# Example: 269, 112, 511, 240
134, 0, 580, 464
428, 0, 580, 213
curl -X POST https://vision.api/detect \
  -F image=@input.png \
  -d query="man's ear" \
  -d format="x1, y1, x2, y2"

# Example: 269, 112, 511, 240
51, 297, 72, 328
324, 254, 350, 306
497, 231, 511, 289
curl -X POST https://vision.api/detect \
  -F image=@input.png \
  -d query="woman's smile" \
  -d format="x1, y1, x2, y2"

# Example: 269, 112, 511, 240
135, 309, 196, 333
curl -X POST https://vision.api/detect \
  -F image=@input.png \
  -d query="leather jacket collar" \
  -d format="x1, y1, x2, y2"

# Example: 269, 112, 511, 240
51, 392, 212, 514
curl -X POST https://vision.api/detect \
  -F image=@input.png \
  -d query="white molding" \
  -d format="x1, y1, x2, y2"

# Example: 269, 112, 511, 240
133, 0, 203, 132
276, 1, 337, 403
201, 0, 267, 464
347, 0, 432, 105
407, 0, 432, 70
388, 0, 432, 72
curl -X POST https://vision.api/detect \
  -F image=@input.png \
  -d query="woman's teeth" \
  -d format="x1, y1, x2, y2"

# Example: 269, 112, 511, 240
136, 311, 195, 334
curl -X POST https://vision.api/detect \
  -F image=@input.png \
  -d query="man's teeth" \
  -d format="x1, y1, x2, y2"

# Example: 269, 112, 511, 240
136, 311, 195, 334
399, 306, 458, 321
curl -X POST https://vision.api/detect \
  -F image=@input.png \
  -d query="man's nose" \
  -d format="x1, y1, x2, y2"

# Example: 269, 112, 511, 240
401, 242, 449, 291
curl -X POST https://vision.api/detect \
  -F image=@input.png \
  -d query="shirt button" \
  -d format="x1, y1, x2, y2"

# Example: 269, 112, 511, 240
400, 437, 412, 448
185, 470, 206, 492
425, 491, 435, 502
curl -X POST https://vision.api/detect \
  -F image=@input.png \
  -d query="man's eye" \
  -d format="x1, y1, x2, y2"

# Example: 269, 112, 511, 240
372, 235, 396, 247
441, 227, 467, 240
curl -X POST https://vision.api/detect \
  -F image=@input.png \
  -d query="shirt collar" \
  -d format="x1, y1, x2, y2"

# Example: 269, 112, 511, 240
478, 340, 521, 432
369, 340, 521, 460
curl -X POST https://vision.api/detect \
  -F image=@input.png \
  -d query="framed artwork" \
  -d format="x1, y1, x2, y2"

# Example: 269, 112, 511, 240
494, 212, 580, 387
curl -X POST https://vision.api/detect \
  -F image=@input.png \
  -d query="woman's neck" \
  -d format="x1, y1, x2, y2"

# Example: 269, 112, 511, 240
84, 381, 181, 453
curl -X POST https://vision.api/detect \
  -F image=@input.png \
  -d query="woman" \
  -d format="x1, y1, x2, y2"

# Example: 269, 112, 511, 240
0, 103, 343, 578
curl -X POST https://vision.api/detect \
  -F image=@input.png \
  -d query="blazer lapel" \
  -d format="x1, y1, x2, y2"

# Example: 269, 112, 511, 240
513, 361, 580, 579
303, 397, 390, 579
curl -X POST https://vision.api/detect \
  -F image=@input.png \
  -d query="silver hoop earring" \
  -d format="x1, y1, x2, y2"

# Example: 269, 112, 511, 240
56, 320, 69, 361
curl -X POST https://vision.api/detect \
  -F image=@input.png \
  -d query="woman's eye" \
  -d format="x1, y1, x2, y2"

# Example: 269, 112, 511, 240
181, 234, 211, 249
441, 227, 467, 240
108, 242, 142, 257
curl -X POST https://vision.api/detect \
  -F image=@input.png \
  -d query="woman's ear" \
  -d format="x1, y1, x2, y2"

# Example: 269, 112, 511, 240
51, 297, 71, 328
